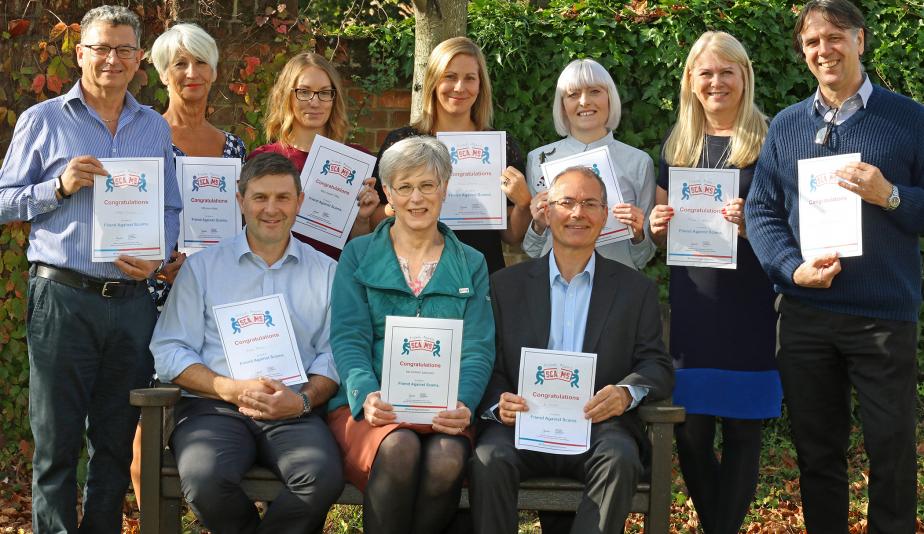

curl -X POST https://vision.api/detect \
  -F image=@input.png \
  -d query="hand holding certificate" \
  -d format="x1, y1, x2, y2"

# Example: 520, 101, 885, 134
539, 146, 630, 246
437, 131, 507, 230
92, 157, 166, 262
515, 348, 597, 455
176, 156, 242, 255
295, 135, 377, 250
798, 153, 863, 258
666, 167, 740, 269
213, 294, 307, 386
380, 315, 463, 424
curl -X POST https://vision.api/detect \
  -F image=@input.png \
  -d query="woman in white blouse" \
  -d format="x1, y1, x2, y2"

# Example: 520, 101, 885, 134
523, 59, 656, 270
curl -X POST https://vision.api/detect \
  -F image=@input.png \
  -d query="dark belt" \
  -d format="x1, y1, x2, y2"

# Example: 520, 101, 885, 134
32, 263, 148, 298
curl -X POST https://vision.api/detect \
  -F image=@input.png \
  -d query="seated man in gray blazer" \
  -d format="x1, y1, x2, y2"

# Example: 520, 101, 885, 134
470, 166, 674, 534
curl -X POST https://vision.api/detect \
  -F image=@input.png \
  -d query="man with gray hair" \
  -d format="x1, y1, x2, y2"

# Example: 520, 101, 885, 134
0, 5, 181, 532
470, 166, 673, 533
746, 0, 924, 531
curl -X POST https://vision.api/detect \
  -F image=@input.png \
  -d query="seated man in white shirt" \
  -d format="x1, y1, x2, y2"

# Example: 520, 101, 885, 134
150, 153, 343, 533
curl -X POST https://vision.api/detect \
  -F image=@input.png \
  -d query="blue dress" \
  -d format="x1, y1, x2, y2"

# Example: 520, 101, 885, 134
658, 135, 782, 419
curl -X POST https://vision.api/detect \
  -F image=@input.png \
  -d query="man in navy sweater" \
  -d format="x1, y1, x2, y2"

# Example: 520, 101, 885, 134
745, 1, 923, 532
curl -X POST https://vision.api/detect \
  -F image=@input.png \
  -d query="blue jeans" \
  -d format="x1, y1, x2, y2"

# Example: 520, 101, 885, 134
27, 274, 155, 533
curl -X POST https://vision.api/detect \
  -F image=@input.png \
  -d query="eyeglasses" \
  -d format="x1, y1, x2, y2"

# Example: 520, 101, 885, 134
548, 198, 605, 211
814, 107, 840, 146
390, 181, 441, 197
292, 88, 336, 102
81, 44, 139, 59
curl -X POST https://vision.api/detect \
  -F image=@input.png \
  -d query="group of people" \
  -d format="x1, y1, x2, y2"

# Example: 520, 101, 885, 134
0, 0, 920, 533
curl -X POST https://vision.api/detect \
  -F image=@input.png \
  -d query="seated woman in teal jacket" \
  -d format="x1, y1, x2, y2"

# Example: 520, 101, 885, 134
328, 135, 495, 534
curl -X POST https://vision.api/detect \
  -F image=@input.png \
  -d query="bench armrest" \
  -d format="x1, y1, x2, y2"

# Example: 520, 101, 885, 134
638, 405, 685, 424
130, 387, 181, 408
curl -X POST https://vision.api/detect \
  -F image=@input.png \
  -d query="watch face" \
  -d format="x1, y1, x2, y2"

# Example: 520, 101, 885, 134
889, 196, 900, 209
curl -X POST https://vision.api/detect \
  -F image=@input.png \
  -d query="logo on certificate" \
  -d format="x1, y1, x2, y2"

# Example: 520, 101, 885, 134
401, 336, 442, 357
191, 174, 228, 192
680, 181, 724, 202
105, 172, 147, 192
449, 144, 491, 165
534, 365, 581, 389
320, 159, 358, 185
230, 310, 276, 334
807, 172, 841, 193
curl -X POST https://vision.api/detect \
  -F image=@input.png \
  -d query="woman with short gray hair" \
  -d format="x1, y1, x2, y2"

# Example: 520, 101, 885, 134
150, 23, 245, 161
328, 136, 495, 533
524, 58, 656, 271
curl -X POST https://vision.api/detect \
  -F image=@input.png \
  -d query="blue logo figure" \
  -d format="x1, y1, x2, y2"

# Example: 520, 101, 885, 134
481, 146, 491, 164
450, 147, 459, 164
346, 169, 356, 185
591, 163, 600, 176
321, 160, 331, 175
231, 317, 241, 334
713, 183, 723, 202
138, 174, 148, 192
570, 368, 580, 388
432, 340, 441, 357
219, 176, 227, 192
264, 310, 275, 327
401, 338, 410, 355
535, 365, 544, 385
810, 174, 818, 192
192, 175, 200, 191
681, 182, 691, 200
105, 175, 114, 192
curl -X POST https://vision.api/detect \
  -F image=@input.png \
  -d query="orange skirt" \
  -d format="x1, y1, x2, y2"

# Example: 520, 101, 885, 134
327, 405, 473, 492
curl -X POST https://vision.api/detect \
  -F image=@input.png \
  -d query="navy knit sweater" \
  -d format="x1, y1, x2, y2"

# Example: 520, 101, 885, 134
745, 85, 924, 322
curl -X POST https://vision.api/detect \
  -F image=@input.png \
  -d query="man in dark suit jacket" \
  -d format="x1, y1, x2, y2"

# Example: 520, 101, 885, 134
470, 166, 673, 534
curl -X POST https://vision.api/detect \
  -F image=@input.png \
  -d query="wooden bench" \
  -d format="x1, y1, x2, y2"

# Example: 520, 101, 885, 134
131, 387, 684, 534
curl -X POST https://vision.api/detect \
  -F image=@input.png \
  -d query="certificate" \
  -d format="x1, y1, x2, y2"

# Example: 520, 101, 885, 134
295, 135, 376, 250
515, 348, 597, 455
539, 146, 630, 246
666, 167, 740, 269
798, 153, 863, 258
176, 157, 242, 255
436, 131, 507, 230
212, 294, 307, 386
380, 315, 463, 424
92, 157, 165, 262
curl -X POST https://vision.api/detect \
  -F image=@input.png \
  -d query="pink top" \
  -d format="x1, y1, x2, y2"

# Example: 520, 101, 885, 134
397, 257, 439, 296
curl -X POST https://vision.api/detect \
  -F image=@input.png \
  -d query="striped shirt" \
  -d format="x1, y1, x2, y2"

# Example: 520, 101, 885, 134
0, 81, 181, 279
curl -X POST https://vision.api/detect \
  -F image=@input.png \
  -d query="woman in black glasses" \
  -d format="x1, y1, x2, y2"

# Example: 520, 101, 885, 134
647, 31, 781, 534
250, 52, 379, 259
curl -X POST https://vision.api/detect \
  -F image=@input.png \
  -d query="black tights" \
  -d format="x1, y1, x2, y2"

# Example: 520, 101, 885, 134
675, 414, 763, 534
363, 429, 469, 534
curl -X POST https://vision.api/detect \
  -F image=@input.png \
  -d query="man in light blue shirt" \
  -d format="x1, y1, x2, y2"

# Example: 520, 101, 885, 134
0, 6, 181, 532
471, 166, 673, 534
150, 153, 343, 533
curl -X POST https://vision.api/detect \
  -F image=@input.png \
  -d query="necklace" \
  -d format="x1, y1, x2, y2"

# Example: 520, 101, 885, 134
100, 116, 119, 123
703, 134, 731, 169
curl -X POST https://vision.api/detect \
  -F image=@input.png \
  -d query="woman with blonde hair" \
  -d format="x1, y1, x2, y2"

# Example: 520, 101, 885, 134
250, 52, 379, 259
371, 36, 532, 273
648, 31, 781, 534
524, 58, 656, 270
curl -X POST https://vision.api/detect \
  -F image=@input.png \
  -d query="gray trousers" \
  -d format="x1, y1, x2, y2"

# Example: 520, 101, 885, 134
170, 398, 344, 534
470, 419, 641, 534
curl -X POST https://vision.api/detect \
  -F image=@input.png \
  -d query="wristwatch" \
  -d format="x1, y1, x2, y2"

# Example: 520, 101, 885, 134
55, 175, 71, 199
296, 391, 312, 417
885, 184, 900, 211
